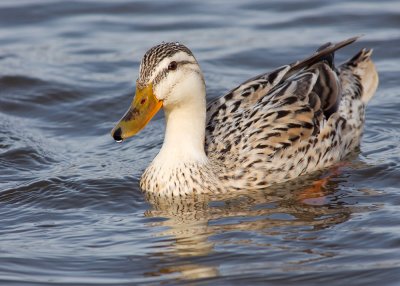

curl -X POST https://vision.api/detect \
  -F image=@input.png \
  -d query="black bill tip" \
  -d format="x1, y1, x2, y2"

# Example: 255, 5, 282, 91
112, 127, 123, 142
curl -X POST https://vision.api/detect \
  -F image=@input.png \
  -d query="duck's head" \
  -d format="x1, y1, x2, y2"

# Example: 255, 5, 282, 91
111, 42, 205, 142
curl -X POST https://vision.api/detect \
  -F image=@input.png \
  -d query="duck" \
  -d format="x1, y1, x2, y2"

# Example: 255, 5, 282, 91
111, 36, 378, 196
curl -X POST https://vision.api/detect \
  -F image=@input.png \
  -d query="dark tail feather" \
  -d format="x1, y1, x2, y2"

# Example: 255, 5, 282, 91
316, 42, 334, 68
283, 35, 361, 80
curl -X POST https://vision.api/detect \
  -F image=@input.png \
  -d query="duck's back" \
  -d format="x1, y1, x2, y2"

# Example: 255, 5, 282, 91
205, 37, 378, 190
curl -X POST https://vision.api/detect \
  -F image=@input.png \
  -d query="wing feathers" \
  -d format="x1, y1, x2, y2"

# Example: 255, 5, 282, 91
205, 36, 369, 170
283, 35, 360, 80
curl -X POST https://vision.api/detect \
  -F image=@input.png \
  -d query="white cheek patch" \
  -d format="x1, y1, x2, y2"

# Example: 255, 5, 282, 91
154, 69, 187, 101
149, 52, 195, 83
152, 52, 198, 101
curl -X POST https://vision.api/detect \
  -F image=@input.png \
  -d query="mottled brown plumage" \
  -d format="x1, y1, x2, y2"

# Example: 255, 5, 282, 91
120, 38, 379, 196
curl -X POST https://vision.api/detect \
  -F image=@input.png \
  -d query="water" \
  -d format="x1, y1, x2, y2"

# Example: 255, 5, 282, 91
1, 0, 399, 285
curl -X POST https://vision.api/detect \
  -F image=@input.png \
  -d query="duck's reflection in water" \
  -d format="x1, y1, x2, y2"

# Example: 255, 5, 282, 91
143, 170, 354, 281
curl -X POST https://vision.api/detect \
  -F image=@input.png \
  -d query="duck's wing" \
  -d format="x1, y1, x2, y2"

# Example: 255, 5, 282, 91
205, 37, 358, 168
206, 68, 323, 159
283, 35, 359, 79
205, 36, 359, 133
206, 64, 291, 126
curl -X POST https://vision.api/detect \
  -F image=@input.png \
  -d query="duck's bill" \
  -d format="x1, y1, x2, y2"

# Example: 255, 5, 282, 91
111, 84, 162, 142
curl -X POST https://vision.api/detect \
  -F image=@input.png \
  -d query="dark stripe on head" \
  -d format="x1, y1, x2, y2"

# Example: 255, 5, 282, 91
137, 42, 193, 88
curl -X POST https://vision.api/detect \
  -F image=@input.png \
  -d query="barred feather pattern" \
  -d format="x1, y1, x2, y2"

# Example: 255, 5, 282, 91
204, 48, 377, 191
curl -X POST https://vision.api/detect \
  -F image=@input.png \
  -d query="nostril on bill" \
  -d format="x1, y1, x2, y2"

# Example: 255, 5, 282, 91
112, 127, 123, 142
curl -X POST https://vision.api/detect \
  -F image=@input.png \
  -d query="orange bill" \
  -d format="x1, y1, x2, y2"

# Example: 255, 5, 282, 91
111, 83, 162, 142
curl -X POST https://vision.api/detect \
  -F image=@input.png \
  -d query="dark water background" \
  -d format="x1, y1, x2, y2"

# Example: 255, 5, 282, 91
1, 0, 400, 285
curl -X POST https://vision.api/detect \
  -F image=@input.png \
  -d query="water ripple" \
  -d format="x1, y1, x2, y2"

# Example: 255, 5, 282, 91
0, 0, 400, 285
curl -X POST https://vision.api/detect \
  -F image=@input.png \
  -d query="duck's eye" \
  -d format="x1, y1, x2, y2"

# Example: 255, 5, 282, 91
168, 61, 177, 71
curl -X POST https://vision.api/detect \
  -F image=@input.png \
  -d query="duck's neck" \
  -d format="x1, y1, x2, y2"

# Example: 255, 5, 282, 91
154, 88, 208, 167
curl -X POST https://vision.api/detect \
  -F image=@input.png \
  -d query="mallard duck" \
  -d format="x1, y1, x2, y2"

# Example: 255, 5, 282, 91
111, 36, 378, 196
